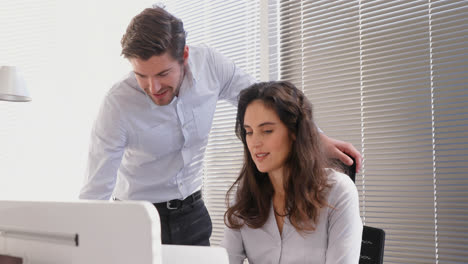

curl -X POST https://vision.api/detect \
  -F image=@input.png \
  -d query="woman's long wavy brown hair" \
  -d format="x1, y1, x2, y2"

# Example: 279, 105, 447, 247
225, 81, 330, 232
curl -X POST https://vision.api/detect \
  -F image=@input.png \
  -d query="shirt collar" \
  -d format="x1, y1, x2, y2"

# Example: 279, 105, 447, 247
186, 52, 198, 83
176, 63, 195, 98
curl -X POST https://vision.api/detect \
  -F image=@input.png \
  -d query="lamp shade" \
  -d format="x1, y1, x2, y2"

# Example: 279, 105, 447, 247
0, 66, 31, 102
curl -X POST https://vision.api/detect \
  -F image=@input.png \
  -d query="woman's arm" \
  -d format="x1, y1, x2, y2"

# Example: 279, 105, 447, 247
220, 226, 247, 264
326, 172, 363, 264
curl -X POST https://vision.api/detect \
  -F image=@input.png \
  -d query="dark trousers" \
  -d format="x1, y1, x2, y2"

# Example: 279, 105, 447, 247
154, 199, 212, 246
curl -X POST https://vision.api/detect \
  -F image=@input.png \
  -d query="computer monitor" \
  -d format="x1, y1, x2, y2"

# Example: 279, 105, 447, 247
0, 200, 228, 264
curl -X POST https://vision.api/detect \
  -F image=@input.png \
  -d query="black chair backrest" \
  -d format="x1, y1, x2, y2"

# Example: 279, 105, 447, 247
360, 226, 386, 264
332, 156, 386, 264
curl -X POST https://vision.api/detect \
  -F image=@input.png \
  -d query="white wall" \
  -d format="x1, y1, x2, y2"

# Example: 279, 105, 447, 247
0, 0, 153, 201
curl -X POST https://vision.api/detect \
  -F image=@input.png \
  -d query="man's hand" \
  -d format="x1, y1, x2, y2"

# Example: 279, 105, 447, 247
320, 133, 362, 173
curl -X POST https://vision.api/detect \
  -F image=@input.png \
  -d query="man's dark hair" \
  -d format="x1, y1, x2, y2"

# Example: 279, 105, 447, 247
121, 7, 186, 62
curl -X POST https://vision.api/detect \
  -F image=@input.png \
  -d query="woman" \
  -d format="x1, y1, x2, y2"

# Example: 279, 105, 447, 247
221, 81, 362, 264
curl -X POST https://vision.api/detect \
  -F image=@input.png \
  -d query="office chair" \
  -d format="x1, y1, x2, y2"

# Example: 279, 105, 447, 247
331, 158, 386, 264
360, 226, 386, 264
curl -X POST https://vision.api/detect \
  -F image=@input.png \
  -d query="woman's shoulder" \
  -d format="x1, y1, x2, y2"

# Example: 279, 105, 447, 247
325, 168, 358, 196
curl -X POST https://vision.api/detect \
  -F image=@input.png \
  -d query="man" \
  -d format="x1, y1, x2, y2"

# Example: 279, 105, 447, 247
79, 6, 362, 246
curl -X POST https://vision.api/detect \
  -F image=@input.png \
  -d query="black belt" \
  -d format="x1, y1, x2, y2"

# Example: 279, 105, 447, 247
153, 190, 202, 210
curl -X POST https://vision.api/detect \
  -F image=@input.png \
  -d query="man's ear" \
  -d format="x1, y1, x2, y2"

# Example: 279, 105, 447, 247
183, 45, 189, 65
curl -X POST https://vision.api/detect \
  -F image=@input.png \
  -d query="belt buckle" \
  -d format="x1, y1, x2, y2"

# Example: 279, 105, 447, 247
166, 200, 180, 210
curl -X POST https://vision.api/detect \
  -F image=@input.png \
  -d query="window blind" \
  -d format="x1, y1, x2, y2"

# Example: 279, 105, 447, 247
164, 0, 261, 245
278, 0, 468, 263
431, 1, 468, 262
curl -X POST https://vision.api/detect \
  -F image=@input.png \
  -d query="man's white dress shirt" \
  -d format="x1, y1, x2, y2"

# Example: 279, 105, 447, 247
79, 45, 255, 202
221, 169, 363, 264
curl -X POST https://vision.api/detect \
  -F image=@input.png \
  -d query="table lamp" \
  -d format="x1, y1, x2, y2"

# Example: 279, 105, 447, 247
0, 66, 31, 102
